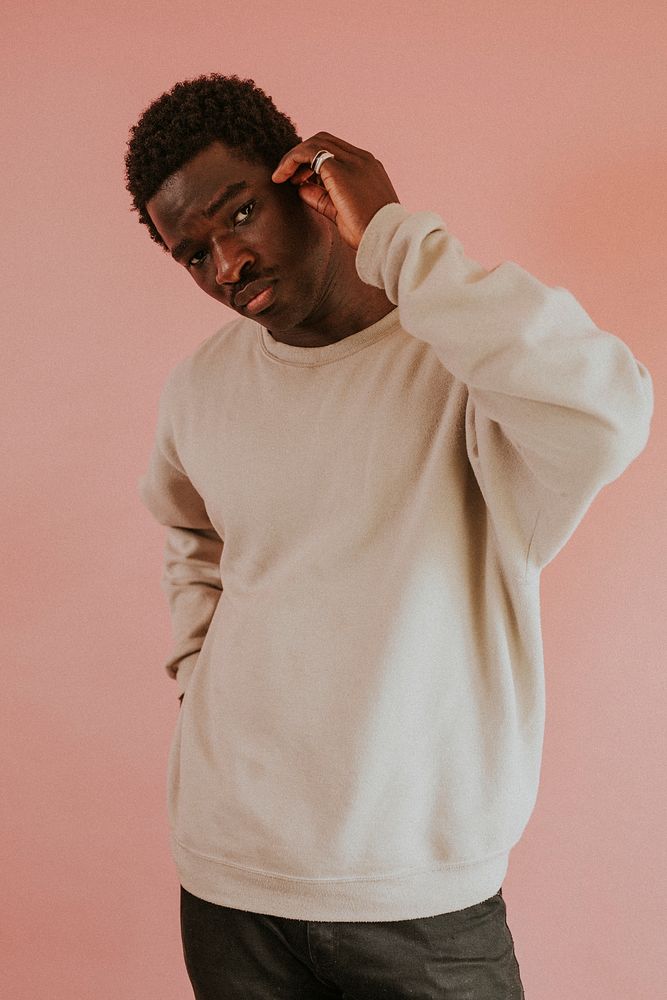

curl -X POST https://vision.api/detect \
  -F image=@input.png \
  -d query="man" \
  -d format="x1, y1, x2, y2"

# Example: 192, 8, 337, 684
126, 74, 653, 999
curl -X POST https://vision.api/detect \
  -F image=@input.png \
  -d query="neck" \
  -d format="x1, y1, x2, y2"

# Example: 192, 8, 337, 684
268, 227, 396, 348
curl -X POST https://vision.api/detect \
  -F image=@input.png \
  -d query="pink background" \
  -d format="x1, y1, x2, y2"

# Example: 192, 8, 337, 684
3, 2, 665, 997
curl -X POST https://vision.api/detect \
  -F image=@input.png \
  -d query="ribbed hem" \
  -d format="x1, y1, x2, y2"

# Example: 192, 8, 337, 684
171, 835, 509, 921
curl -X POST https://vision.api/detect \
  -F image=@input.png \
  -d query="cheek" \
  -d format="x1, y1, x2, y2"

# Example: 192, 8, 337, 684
272, 185, 315, 243
189, 266, 219, 298
188, 267, 207, 287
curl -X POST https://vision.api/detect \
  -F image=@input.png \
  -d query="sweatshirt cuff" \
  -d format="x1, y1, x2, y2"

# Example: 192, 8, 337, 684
356, 201, 450, 295
355, 203, 411, 291
173, 652, 198, 697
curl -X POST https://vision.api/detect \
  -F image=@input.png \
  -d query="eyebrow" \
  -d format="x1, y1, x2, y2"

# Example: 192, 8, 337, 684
170, 180, 249, 261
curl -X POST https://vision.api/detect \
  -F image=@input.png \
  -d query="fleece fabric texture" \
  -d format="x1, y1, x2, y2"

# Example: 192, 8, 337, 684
140, 202, 653, 921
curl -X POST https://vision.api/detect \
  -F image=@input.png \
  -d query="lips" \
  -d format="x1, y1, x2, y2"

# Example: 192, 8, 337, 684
234, 279, 274, 309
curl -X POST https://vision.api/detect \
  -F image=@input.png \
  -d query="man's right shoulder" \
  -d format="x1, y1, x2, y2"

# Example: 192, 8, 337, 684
164, 315, 254, 401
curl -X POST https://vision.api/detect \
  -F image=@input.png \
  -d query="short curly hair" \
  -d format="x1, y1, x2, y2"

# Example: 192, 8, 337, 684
124, 73, 302, 249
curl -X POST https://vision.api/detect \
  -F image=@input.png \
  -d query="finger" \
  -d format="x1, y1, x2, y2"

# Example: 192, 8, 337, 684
296, 180, 337, 223
288, 162, 318, 185
271, 148, 322, 184
271, 134, 352, 183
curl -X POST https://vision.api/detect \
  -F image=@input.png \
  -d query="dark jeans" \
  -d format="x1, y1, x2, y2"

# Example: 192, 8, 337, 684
180, 885, 525, 999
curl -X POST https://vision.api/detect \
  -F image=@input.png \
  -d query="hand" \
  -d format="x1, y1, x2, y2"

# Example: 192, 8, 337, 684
271, 131, 400, 252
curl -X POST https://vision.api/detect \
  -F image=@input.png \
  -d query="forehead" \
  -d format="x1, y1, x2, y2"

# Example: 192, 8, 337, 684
147, 140, 268, 239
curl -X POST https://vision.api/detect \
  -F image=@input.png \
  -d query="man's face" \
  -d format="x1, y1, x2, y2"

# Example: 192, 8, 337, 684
146, 140, 337, 333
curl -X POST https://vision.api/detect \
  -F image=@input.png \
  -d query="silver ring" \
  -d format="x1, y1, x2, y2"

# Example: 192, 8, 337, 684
310, 149, 335, 175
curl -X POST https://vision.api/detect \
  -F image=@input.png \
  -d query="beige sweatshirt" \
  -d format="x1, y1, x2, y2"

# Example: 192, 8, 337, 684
140, 202, 653, 921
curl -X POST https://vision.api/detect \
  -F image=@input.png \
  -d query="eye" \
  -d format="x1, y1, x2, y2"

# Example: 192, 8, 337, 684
233, 200, 255, 225
186, 201, 256, 269
188, 249, 208, 269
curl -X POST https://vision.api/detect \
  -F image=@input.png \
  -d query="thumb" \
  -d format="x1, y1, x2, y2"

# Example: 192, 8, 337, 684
297, 180, 337, 225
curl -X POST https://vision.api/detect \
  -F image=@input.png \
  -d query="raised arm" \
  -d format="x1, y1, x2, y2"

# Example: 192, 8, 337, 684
356, 203, 654, 577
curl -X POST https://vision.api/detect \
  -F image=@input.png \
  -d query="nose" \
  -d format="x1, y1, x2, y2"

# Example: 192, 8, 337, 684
211, 236, 255, 288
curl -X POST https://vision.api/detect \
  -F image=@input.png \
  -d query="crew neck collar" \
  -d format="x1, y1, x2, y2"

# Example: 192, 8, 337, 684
256, 306, 401, 367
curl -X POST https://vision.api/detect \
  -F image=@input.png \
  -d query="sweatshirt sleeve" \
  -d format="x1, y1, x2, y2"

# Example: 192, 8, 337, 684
139, 369, 223, 696
356, 203, 654, 577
